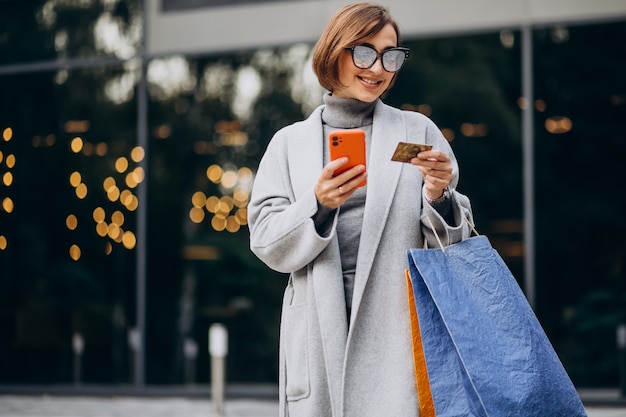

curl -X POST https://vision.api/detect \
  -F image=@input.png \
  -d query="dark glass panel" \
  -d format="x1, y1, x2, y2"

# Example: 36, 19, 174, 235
534, 21, 626, 387
0, 0, 140, 65
0, 65, 138, 384
145, 48, 309, 383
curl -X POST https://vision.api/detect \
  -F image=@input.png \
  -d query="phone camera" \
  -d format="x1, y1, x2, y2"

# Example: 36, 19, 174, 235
332, 135, 339, 146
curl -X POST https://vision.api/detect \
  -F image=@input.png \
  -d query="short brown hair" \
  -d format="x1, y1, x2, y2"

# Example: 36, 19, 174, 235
312, 2, 401, 92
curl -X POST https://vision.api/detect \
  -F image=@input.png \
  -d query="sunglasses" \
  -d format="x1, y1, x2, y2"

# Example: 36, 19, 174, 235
347, 45, 410, 73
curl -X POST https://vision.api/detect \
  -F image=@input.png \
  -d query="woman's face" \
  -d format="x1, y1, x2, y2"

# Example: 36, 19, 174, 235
334, 23, 398, 102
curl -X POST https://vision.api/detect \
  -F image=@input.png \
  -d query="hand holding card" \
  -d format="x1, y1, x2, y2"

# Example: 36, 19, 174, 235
391, 142, 433, 163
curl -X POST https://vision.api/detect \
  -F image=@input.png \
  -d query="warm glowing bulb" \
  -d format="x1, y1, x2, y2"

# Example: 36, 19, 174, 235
115, 157, 129, 173
192, 191, 207, 208
545, 116, 573, 134
221, 170, 238, 188
233, 188, 249, 208
76, 183, 88, 199
122, 231, 136, 249
218, 196, 234, 214
2, 197, 14, 213
107, 223, 121, 240
226, 215, 241, 233
93, 207, 105, 223
5, 154, 15, 168
96, 222, 108, 237
120, 190, 133, 206
2, 172, 13, 186
2, 127, 12, 141
237, 167, 253, 184
69, 171, 82, 187
133, 167, 145, 183
66, 214, 78, 230
70, 137, 83, 153
69, 244, 81, 261
111, 210, 125, 226
95, 142, 108, 156
131, 146, 145, 162
206, 165, 223, 183
236, 208, 248, 225
125, 172, 138, 188
103, 176, 116, 192
205, 196, 220, 213
211, 214, 227, 231
189, 207, 205, 223
107, 186, 120, 202
125, 195, 139, 211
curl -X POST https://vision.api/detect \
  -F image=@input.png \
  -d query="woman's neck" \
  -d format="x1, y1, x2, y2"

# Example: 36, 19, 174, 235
321, 93, 377, 128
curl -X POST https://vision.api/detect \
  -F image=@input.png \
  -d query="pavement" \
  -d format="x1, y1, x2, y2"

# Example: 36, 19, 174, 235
0, 395, 276, 417
1, 395, 626, 417
0, 386, 625, 417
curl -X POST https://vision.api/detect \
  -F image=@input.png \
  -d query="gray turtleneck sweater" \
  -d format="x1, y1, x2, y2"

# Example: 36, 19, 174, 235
314, 93, 376, 315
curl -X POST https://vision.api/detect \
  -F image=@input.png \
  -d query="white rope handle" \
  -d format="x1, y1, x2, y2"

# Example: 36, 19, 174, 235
465, 216, 479, 237
426, 216, 446, 253
424, 215, 479, 253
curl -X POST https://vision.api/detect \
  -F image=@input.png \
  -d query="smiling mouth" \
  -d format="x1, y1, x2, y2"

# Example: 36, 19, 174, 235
359, 76, 382, 85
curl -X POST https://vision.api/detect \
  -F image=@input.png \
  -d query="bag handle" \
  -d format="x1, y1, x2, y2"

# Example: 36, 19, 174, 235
424, 215, 478, 253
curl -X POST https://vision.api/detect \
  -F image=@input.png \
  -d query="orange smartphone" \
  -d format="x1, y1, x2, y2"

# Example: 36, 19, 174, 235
328, 129, 366, 188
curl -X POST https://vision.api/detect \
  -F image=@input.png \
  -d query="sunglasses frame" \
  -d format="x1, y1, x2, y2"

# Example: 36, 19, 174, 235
346, 45, 410, 73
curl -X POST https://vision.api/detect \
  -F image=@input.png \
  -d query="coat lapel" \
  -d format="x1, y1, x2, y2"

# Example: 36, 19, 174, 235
350, 103, 406, 324
288, 106, 349, 414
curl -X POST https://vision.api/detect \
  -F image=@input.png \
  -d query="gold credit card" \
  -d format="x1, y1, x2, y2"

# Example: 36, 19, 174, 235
391, 142, 433, 163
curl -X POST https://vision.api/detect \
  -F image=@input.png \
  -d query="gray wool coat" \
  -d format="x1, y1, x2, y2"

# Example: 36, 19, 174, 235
248, 100, 473, 417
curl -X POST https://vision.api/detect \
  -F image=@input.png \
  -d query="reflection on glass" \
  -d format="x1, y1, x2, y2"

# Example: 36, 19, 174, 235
69, 244, 81, 261
65, 214, 78, 230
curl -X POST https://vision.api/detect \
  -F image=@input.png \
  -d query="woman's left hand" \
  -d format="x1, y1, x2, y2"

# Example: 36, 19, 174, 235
410, 150, 453, 200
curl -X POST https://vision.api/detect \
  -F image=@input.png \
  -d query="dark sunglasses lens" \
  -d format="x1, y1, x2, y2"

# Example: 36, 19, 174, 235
352, 45, 377, 68
382, 50, 407, 72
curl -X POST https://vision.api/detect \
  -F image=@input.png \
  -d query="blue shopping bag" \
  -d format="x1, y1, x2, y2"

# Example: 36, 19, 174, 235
406, 235, 587, 417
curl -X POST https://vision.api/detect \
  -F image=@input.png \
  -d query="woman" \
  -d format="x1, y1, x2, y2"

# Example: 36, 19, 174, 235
248, 3, 473, 416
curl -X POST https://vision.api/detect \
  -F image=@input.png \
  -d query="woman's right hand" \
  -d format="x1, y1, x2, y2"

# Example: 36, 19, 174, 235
315, 157, 367, 209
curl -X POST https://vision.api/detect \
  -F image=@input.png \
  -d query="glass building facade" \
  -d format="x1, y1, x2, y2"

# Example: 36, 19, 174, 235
0, 1, 625, 389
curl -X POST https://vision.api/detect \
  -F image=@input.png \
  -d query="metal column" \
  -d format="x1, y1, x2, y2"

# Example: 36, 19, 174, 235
521, 24, 536, 309
134, 0, 149, 387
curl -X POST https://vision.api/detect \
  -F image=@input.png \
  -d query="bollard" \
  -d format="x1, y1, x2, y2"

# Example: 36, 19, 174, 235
183, 337, 198, 385
209, 324, 228, 417
618, 324, 626, 398
72, 333, 84, 386
128, 328, 141, 385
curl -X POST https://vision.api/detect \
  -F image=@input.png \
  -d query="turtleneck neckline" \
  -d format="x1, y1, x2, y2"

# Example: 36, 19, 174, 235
321, 93, 377, 129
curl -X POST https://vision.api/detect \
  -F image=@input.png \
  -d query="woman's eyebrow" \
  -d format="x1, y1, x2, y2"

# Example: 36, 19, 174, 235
360, 42, 398, 51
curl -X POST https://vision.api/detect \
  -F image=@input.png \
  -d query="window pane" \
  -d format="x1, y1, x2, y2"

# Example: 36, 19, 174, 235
145, 47, 316, 383
0, 1, 140, 65
534, 21, 626, 387
0, 65, 138, 383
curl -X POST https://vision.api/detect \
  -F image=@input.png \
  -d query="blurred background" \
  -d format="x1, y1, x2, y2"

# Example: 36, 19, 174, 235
0, 0, 625, 397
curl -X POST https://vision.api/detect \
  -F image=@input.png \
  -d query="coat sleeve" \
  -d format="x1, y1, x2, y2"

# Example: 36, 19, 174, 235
247, 129, 337, 273
416, 115, 475, 247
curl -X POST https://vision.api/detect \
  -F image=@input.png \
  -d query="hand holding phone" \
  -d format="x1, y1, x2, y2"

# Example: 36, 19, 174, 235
328, 130, 367, 188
